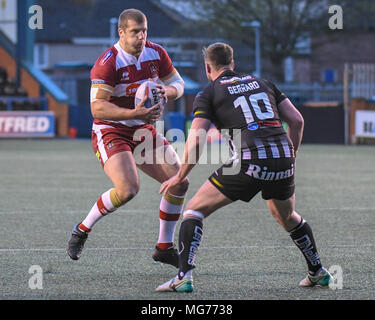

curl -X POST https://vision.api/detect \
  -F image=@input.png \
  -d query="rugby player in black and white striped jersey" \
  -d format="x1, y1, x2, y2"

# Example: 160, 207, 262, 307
156, 42, 332, 292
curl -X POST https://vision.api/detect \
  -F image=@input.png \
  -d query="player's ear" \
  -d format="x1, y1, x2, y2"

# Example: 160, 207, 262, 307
118, 27, 124, 38
230, 60, 235, 70
206, 63, 211, 74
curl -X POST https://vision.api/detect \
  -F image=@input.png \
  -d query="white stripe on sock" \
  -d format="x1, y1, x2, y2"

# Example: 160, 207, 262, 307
183, 209, 205, 220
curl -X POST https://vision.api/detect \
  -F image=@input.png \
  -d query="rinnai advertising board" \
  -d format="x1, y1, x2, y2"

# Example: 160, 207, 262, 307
0, 111, 55, 137
355, 110, 375, 138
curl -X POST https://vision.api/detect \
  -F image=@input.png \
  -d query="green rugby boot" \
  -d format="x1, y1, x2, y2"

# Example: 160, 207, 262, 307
156, 276, 194, 292
299, 267, 332, 288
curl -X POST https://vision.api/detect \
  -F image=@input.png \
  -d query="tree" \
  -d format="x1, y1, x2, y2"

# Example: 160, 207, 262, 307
173, 0, 375, 80
175, 0, 330, 81
339, 0, 375, 31
69, 0, 94, 5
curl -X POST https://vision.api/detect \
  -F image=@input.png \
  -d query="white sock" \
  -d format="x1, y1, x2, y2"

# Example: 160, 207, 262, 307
157, 193, 185, 249
80, 188, 122, 231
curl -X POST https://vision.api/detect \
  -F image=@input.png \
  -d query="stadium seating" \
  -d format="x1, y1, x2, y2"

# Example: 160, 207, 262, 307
0, 66, 42, 111
0, 100, 6, 111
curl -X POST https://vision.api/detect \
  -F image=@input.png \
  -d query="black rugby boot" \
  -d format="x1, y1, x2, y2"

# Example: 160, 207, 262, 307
152, 245, 179, 268
67, 223, 88, 260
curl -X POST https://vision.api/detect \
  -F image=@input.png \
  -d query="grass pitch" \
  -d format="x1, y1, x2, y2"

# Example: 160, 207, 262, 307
0, 139, 374, 300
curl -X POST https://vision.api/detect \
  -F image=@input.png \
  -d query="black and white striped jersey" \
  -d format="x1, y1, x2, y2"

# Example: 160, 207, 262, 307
193, 70, 295, 160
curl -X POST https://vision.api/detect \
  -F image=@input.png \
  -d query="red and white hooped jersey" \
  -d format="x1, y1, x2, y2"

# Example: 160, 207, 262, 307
90, 40, 175, 127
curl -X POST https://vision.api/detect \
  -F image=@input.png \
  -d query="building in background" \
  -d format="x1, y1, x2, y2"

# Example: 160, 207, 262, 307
32, 0, 214, 135
0, 0, 374, 142
0, 0, 69, 137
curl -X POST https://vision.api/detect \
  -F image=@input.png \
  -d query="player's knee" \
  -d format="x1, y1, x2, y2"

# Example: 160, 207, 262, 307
286, 208, 296, 219
178, 177, 189, 193
116, 186, 139, 204
278, 209, 296, 226
168, 177, 189, 194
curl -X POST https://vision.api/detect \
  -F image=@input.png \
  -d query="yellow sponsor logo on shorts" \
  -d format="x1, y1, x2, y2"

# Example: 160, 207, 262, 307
96, 151, 101, 162
194, 110, 206, 116
211, 177, 223, 188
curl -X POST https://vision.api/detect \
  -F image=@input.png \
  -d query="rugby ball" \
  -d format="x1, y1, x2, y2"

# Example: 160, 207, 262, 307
134, 80, 160, 108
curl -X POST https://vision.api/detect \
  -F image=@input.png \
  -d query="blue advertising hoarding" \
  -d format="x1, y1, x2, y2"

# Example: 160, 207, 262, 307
0, 111, 55, 137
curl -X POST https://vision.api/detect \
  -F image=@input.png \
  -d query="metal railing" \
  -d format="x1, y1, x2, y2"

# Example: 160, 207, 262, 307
351, 63, 375, 99
277, 82, 345, 103
0, 97, 48, 111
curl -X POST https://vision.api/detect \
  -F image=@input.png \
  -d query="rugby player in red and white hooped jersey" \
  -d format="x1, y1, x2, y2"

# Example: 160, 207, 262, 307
67, 9, 188, 268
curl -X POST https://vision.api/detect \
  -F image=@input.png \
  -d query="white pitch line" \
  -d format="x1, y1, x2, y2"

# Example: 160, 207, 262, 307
0, 244, 373, 253
0, 209, 155, 215
0, 207, 374, 215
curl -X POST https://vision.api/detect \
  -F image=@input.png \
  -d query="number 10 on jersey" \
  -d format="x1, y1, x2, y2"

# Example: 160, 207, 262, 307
234, 92, 274, 124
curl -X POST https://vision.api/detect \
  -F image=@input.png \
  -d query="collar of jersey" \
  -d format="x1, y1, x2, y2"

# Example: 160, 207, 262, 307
114, 41, 145, 70
218, 69, 237, 78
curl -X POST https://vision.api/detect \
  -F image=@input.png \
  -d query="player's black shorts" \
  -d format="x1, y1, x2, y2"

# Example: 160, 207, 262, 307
208, 157, 295, 202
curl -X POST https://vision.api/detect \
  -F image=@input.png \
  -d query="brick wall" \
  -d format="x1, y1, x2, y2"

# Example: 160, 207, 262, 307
310, 32, 375, 84
0, 46, 17, 79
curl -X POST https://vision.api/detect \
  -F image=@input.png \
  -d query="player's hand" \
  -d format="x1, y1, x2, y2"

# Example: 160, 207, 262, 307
155, 83, 168, 104
147, 102, 163, 123
159, 174, 186, 195
134, 96, 162, 123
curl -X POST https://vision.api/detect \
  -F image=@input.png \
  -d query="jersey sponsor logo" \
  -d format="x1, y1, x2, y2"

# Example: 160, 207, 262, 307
247, 122, 259, 130
100, 51, 113, 65
219, 75, 254, 85
120, 71, 129, 81
125, 83, 141, 97
245, 163, 294, 181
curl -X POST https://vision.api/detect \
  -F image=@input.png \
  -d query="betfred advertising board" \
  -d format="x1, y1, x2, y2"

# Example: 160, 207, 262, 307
0, 111, 55, 137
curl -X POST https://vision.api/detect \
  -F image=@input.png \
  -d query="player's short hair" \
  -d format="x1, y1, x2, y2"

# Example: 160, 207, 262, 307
202, 42, 233, 69
118, 8, 147, 29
